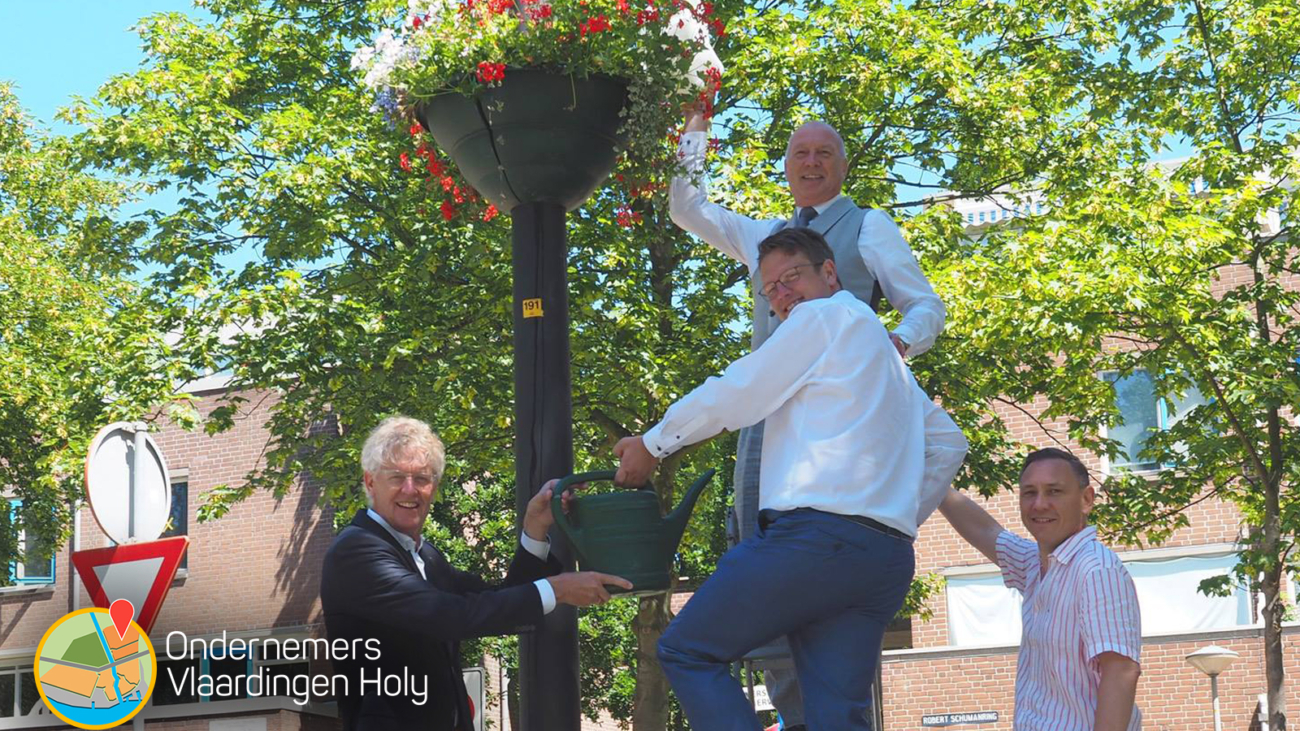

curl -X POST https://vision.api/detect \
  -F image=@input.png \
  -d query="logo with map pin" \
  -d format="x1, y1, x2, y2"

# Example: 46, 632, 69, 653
34, 600, 158, 729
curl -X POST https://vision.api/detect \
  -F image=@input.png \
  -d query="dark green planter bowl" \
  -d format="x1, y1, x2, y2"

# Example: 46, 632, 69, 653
416, 69, 630, 213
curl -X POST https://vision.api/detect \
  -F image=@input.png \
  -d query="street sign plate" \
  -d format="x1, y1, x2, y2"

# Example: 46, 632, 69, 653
72, 536, 189, 633
84, 422, 171, 544
463, 667, 485, 731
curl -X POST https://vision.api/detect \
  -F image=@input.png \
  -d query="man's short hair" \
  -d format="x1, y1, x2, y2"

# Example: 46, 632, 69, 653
361, 416, 446, 484
1020, 447, 1090, 489
757, 227, 837, 266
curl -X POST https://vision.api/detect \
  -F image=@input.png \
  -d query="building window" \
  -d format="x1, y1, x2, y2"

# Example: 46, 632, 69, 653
1103, 370, 1206, 472
164, 481, 188, 570
946, 573, 1023, 647
7, 500, 55, 585
256, 643, 312, 700
153, 657, 202, 706
206, 646, 252, 702
1127, 553, 1251, 634
945, 551, 1252, 647
0, 666, 40, 718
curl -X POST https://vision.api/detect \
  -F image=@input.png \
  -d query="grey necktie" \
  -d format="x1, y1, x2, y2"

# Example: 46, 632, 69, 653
796, 206, 818, 228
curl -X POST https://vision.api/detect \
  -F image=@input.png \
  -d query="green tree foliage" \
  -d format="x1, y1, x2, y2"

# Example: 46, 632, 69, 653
54, 0, 1299, 727
66, 3, 741, 725
0, 83, 181, 582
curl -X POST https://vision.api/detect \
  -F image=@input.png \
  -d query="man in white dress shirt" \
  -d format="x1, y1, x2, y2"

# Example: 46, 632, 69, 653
614, 228, 963, 730
938, 448, 1142, 730
671, 104, 968, 728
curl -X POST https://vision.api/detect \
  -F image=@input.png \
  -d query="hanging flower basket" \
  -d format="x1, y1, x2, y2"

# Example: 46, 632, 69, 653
353, 0, 724, 215
416, 69, 629, 212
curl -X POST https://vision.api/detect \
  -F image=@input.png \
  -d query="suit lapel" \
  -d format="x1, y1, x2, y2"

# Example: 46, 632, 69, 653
350, 511, 424, 577
417, 543, 470, 731
809, 196, 857, 235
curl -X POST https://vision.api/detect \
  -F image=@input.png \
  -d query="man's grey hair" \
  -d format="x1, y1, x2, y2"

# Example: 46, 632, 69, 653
360, 415, 446, 485
785, 120, 847, 159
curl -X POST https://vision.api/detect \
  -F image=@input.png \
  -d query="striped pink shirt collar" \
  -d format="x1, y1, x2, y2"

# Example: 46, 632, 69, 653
1048, 525, 1097, 565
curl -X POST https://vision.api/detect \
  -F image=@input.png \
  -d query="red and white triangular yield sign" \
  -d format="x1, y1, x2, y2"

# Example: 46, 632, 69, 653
72, 536, 189, 634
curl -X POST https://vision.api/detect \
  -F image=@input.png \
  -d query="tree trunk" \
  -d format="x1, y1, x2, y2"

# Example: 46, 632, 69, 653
1261, 476, 1287, 730
632, 589, 676, 731
1249, 247, 1287, 731
630, 458, 683, 731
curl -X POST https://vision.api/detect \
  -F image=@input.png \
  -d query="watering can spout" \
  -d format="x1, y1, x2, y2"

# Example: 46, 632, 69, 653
664, 468, 716, 550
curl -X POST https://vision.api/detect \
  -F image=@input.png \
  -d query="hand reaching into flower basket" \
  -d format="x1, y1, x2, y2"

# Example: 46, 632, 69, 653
351, 0, 725, 217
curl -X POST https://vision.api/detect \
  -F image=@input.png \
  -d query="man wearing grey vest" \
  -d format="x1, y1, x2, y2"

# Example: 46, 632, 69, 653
669, 107, 968, 729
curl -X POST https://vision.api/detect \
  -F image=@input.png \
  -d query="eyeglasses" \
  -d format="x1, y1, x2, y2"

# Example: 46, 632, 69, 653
379, 469, 435, 489
759, 262, 822, 301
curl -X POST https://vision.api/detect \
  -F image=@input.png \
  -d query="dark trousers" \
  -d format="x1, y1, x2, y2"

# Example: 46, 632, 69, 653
658, 508, 914, 731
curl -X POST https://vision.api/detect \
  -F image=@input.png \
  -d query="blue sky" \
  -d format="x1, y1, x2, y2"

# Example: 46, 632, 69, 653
0, 2, 201, 132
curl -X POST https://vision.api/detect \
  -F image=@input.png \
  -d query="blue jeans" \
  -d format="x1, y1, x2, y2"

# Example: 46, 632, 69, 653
658, 508, 915, 731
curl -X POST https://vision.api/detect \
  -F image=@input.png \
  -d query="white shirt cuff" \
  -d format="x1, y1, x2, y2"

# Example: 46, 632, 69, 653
533, 578, 557, 615
641, 424, 672, 458
520, 532, 550, 561
679, 130, 707, 148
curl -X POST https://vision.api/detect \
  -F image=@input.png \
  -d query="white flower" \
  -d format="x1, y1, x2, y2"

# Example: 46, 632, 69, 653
355, 29, 411, 90
350, 46, 375, 71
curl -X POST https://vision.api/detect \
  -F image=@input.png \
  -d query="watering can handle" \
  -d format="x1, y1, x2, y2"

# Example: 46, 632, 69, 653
550, 470, 653, 553
553, 470, 653, 493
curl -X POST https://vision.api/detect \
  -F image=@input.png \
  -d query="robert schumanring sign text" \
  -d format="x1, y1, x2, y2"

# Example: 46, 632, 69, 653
922, 711, 999, 726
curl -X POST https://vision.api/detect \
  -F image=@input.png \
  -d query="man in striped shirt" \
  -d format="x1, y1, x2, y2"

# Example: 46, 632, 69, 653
939, 448, 1142, 730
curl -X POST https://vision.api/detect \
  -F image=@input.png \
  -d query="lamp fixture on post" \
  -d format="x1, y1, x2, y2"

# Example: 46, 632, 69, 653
1185, 645, 1239, 731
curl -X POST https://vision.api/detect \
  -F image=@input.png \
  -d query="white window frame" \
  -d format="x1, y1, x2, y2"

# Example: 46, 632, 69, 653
6, 500, 54, 586
0, 665, 39, 719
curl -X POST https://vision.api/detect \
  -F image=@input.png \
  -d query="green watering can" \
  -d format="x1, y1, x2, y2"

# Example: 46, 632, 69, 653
551, 469, 716, 596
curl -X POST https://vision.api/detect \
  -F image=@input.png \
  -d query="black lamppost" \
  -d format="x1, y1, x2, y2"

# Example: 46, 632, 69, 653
418, 69, 629, 731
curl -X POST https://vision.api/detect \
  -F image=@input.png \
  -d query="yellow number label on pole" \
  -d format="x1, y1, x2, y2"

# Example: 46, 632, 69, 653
522, 298, 544, 318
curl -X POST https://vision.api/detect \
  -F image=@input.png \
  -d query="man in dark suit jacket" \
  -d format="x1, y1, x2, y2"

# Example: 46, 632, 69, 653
322, 416, 630, 731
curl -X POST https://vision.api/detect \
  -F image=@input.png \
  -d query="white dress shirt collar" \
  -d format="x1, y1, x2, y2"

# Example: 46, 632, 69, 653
795, 193, 847, 219
366, 508, 428, 579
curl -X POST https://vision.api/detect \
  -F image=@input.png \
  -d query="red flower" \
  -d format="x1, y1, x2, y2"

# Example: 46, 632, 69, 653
476, 61, 506, 84
535, 3, 553, 17
452, 185, 466, 204
441, 200, 457, 220
483, 204, 500, 222
426, 157, 444, 176
579, 14, 610, 36
616, 206, 643, 227
409, 122, 423, 138
399, 151, 413, 172
616, 0, 629, 14
440, 175, 456, 192
412, 15, 423, 28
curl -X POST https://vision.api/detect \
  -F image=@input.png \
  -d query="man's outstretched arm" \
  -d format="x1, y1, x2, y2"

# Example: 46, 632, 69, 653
937, 488, 1005, 564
